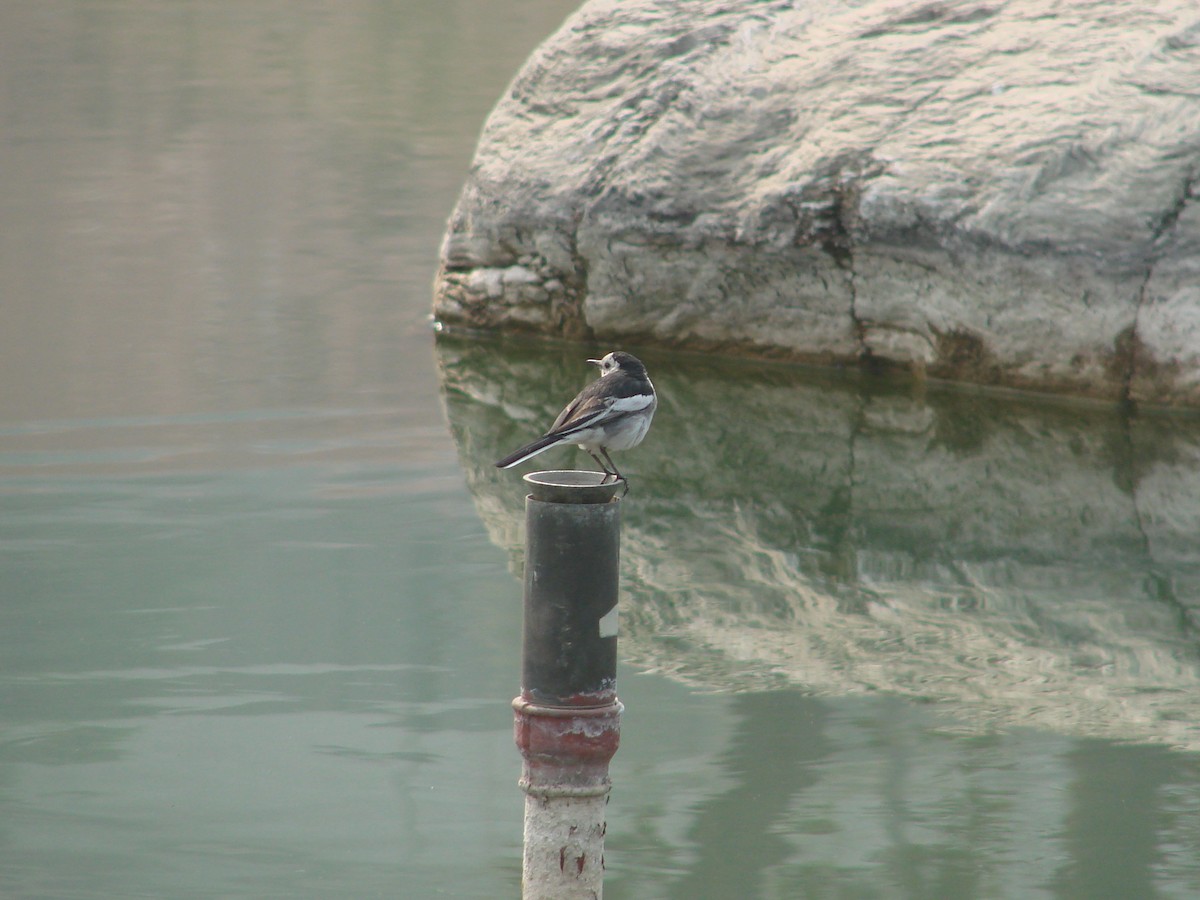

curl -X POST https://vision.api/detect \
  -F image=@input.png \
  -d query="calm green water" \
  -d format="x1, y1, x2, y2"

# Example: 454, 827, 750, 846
3, 3, 1200, 899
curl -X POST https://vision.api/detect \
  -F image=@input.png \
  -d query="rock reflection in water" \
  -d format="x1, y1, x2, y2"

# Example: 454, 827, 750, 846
436, 335, 1200, 750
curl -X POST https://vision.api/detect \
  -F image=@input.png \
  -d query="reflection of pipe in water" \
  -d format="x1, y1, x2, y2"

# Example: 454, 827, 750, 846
512, 471, 623, 899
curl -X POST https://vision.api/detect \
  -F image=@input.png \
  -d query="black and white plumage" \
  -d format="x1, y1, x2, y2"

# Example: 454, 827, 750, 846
495, 351, 657, 484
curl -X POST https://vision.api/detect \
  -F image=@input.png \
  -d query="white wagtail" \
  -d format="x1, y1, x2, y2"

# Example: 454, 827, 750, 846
495, 351, 657, 485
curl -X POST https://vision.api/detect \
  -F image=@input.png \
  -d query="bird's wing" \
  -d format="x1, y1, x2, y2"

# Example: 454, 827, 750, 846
547, 382, 614, 435
548, 392, 654, 440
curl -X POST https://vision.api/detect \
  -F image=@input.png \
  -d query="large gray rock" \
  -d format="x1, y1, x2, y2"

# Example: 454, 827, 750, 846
433, 0, 1200, 407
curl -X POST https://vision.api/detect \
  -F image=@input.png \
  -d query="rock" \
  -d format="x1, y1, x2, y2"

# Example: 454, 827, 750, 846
433, 0, 1200, 407
500, 264, 541, 286
467, 268, 505, 299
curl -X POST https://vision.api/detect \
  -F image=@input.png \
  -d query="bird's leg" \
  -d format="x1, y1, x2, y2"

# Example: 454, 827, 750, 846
586, 450, 616, 482
599, 448, 623, 481
599, 447, 628, 495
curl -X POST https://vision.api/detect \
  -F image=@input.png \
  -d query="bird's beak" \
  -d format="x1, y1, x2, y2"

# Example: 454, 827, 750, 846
587, 358, 602, 367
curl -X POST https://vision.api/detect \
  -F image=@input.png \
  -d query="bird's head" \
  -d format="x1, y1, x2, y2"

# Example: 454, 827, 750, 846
587, 351, 647, 378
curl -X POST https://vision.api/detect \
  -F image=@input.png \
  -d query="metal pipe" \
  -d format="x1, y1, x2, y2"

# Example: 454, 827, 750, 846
513, 470, 623, 900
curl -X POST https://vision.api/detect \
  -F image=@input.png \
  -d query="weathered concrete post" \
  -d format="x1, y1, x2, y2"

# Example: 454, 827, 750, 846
513, 470, 623, 900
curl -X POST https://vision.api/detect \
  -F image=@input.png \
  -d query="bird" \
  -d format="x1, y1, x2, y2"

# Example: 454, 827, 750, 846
495, 351, 657, 486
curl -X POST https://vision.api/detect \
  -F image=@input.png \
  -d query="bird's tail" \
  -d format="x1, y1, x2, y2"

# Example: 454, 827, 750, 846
495, 433, 567, 469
